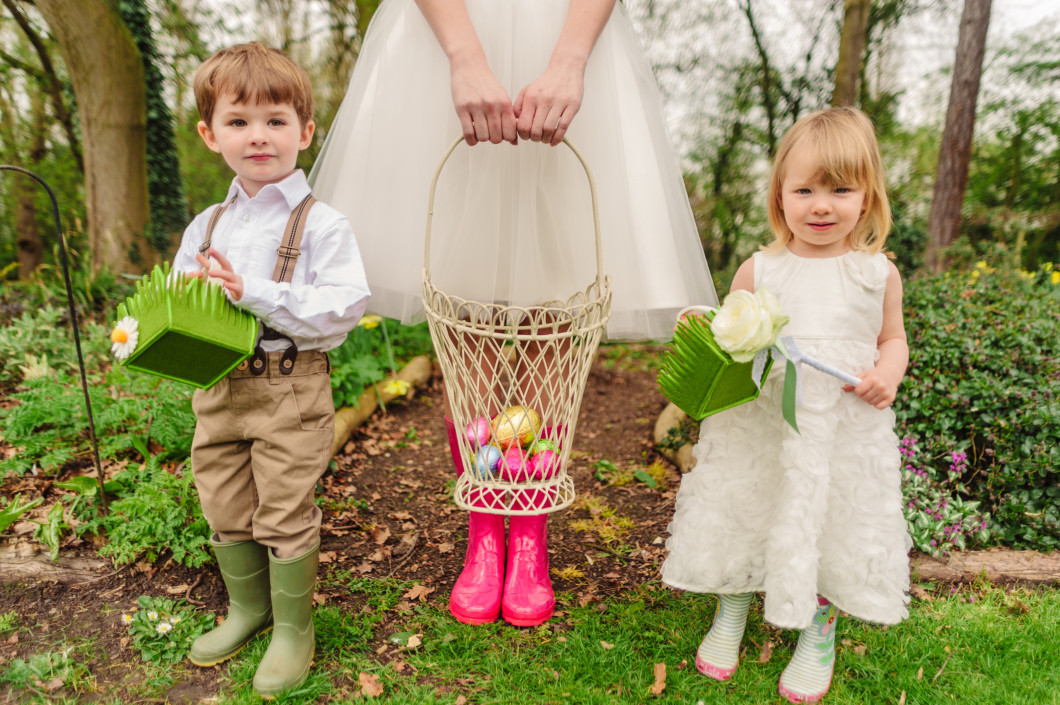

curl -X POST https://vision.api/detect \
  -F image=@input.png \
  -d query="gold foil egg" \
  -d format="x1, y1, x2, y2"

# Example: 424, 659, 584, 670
491, 405, 542, 449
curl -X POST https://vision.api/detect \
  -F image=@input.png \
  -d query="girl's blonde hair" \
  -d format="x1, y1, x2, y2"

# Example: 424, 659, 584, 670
194, 42, 314, 128
766, 107, 891, 254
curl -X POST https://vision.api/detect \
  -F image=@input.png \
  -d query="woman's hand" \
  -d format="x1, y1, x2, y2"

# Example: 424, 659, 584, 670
513, 65, 584, 146
449, 57, 518, 146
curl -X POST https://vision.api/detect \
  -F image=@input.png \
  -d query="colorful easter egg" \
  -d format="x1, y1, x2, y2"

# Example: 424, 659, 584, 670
492, 405, 542, 449
528, 438, 559, 455
471, 444, 503, 480
529, 449, 560, 480
465, 416, 492, 448
500, 447, 530, 482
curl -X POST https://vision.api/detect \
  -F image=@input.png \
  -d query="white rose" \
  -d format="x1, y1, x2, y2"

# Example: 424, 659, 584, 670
711, 288, 789, 362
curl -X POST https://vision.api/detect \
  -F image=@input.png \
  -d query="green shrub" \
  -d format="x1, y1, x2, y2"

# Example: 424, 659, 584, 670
0, 306, 110, 386
330, 316, 433, 408
0, 367, 194, 476
899, 262, 1060, 550
77, 458, 212, 568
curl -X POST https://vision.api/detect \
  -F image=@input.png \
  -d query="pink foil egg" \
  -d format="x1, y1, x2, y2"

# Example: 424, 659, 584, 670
529, 449, 560, 479
500, 447, 530, 482
465, 417, 492, 448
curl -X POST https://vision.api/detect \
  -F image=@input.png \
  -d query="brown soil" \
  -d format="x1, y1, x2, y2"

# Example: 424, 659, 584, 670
0, 352, 1055, 702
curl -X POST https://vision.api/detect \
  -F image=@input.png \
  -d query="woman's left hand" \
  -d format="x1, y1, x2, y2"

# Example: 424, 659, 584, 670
513, 65, 584, 146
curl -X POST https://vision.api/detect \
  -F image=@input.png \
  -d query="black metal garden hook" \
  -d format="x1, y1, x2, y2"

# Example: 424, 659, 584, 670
0, 165, 107, 512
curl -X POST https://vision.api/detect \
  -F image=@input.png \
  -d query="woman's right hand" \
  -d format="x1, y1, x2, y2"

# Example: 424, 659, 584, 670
449, 56, 518, 146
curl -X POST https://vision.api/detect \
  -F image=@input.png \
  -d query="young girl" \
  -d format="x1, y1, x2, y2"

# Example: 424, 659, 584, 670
661, 107, 912, 703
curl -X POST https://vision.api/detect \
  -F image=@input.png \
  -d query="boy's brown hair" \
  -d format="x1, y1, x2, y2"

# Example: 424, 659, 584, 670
194, 42, 314, 128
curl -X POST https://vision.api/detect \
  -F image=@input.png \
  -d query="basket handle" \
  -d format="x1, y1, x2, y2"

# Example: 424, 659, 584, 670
423, 136, 605, 292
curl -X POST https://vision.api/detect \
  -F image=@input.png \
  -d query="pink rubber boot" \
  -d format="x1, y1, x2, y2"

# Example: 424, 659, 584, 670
501, 514, 555, 626
446, 417, 505, 624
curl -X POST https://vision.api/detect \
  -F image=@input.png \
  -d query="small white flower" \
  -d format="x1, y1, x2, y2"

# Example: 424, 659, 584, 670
170, 616, 181, 624
156, 622, 172, 635
711, 288, 789, 362
121, 613, 133, 625
147, 611, 158, 621
110, 316, 140, 360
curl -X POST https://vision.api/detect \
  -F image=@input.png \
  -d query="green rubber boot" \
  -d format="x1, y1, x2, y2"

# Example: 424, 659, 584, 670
188, 538, 272, 667
253, 542, 319, 698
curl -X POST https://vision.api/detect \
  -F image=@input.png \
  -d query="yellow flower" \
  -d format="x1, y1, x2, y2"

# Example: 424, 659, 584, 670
358, 314, 383, 329
382, 379, 411, 396
110, 316, 140, 360
975, 260, 988, 269
1052, 271, 1059, 285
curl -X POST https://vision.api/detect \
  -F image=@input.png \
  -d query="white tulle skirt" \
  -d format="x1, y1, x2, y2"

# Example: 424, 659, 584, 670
309, 0, 717, 340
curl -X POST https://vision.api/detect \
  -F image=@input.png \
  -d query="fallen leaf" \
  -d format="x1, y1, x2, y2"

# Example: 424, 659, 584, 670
916, 667, 924, 680
375, 644, 387, 655
898, 691, 906, 705
437, 542, 455, 554
389, 511, 413, 521
359, 671, 384, 697
676, 659, 687, 671
758, 640, 774, 663
5, 635, 17, 645
371, 492, 382, 501
455, 697, 468, 705
319, 550, 337, 564
313, 592, 326, 606
43, 676, 65, 692
556, 636, 567, 643
600, 641, 614, 650
371, 526, 391, 544
356, 561, 374, 574
404, 583, 435, 602
650, 663, 666, 695
910, 584, 934, 602
406, 634, 422, 649
369, 550, 386, 562
853, 644, 867, 655
165, 584, 189, 594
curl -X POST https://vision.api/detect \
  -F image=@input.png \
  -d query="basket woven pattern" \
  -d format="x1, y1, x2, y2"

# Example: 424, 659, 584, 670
422, 138, 611, 515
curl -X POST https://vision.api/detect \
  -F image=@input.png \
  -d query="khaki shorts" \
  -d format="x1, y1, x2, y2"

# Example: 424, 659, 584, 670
191, 351, 333, 556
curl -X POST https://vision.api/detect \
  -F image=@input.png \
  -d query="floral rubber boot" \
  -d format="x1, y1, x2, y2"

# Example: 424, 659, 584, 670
779, 597, 837, 703
695, 593, 753, 681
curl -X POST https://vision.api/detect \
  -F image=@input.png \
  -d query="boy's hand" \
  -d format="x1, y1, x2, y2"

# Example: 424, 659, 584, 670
844, 368, 899, 410
195, 248, 244, 301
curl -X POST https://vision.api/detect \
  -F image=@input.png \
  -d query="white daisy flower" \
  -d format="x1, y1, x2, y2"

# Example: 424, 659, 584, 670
147, 611, 158, 621
171, 616, 181, 624
156, 622, 172, 635
121, 613, 133, 625
110, 316, 140, 360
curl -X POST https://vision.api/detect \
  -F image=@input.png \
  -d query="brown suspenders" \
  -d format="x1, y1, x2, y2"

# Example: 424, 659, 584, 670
199, 193, 317, 375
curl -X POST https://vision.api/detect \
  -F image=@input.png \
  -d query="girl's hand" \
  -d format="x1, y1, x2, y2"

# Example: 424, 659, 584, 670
449, 58, 518, 146
195, 248, 244, 301
844, 368, 899, 410
513, 65, 584, 145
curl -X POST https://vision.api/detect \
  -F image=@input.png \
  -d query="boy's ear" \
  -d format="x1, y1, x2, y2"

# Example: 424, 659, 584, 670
299, 119, 315, 150
197, 120, 221, 153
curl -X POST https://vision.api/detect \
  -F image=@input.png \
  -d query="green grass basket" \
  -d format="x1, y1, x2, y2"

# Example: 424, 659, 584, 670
657, 306, 772, 421
114, 263, 257, 389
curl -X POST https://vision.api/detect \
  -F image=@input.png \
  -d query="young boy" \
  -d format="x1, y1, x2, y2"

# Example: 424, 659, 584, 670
171, 42, 370, 697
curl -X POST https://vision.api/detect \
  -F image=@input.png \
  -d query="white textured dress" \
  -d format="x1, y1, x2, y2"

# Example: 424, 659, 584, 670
308, 0, 717, 340
661, 248, 911, 630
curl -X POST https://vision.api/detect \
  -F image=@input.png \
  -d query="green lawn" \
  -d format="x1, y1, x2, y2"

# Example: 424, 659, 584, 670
5, 577, 1055, 704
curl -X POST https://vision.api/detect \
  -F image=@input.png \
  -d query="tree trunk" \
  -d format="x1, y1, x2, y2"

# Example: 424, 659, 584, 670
925, 0, 992, 271
32, 0, 154, 274
831, 0, 871, 107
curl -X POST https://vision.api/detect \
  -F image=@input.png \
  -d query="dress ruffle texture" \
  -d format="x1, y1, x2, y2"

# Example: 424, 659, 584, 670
661, 250, 911, 630
309, 0, 717, 341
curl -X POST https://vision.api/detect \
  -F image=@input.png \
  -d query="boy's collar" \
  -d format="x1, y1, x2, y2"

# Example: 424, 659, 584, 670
225, 169, 310, 208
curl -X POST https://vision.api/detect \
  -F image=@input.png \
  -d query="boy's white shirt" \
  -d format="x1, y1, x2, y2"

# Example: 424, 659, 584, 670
173, 169, 371, 352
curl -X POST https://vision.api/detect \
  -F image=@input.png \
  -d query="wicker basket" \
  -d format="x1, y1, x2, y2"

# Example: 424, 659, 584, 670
657, 305, 773, 420
422, 138, 612, 515
115, 263, 257, 389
